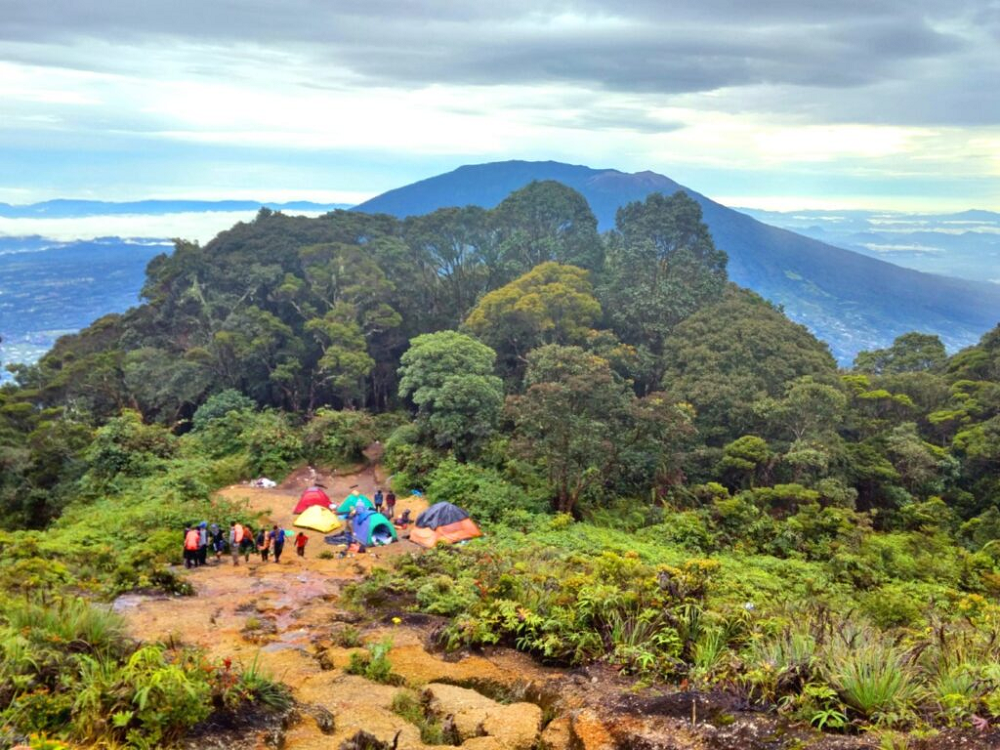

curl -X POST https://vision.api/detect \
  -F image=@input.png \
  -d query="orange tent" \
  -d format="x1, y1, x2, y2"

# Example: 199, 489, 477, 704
409, 502, 482, 548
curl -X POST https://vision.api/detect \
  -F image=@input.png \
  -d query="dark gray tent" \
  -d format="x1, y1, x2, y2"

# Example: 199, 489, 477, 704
416, 501, 470, 529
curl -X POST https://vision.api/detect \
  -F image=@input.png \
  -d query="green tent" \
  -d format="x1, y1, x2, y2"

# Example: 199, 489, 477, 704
353, 509, 398, 545
335, 493, 374, 515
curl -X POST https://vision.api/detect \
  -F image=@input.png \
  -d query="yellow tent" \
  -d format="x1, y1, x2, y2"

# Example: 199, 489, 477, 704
294, 505, 342, 533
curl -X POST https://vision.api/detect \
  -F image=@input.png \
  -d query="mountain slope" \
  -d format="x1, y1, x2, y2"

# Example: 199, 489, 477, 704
355, 160, 1000, 362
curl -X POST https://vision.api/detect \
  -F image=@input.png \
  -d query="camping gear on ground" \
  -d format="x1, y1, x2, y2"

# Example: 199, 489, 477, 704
324, 530, 355, 546
352, 508, 398, 546
294, 486, 332, 514
335, 493, 374, 516
294, 505, 342, 533
409, 501, 482, 548
253, 477, 277, 488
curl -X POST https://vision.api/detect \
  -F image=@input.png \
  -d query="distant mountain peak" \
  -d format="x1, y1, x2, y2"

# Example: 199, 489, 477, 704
355, 159, 1000, 364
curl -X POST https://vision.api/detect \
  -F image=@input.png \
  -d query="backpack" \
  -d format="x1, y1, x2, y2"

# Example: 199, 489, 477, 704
184, 529, 200, 551
274, 529, 286, 545
234, 523, 244, 544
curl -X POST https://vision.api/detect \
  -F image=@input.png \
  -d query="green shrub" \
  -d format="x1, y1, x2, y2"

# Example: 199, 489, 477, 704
302, 408, 379, 466
425, 457, 544, 525
823, 632, 918, 725
84, 411, 176, 483
860, 582, 928, 629
192, 389, 255, 431
0, 597, 290, 744
335, 625, 362, 648
636, 511, 716, 552
384, 424, 442, 492
391, 690, 448, 744
345, 639, 400, 685
240, 410, 303, 477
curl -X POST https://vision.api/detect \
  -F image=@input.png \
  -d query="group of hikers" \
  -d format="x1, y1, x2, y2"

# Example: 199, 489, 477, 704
373, 488, 396, 518
182, 521, 309, 568
181, 487, 402, 569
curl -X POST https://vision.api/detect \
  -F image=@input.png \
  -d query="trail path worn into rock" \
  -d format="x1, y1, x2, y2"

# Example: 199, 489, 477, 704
120, 463, 568, 750
118, 461, 996, 750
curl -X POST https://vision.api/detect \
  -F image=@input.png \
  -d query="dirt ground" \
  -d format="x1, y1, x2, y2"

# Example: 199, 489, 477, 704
116, 461, 1000, 750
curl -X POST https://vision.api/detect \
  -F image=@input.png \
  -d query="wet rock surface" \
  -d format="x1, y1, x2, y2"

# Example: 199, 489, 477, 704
423, 682, 542, 749
119, 463, 1000, 750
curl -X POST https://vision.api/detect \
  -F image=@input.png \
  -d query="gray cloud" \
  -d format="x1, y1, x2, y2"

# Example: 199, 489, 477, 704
0, 0, 997, 125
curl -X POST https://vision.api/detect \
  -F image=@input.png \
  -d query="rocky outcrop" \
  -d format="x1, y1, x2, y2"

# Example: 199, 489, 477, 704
539, 716, 573, 750
571, 708, 616, 750
423, 682, 542, 750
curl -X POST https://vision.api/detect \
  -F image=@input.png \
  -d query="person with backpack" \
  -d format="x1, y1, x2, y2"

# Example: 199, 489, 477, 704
385, 490, 396, 520
294, 531, 309, 558
240, 526, 255, 562
184, 526, 200, 569
373, 488, 384, 513
197, 522, 209, 567
210, 523, 225, 563
229, 521, 245, 566
271, 525, 286, 563
256, 527, 270, 563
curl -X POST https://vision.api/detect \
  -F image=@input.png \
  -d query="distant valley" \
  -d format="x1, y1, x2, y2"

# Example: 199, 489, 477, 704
0, 236, 167, 372
0, 201, 348, 376
739, 207, 1000, 283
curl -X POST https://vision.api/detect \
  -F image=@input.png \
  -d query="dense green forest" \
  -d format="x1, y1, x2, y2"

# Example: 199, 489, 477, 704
3, 182, 1000, 745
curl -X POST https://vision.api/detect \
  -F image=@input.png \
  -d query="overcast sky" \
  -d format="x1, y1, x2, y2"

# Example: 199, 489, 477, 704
1, 1, 998, 210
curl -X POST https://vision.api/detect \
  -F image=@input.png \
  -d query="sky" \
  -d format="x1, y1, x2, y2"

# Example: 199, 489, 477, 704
1, 1, 999, 212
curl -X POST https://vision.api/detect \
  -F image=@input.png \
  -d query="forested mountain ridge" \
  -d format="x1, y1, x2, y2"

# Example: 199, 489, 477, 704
356, 160, 1000, 362
5, 183, 1000, 746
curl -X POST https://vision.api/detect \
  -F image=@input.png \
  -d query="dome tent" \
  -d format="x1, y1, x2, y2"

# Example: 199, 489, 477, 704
352, 509, 398, 546
293, 486, 331, 515
294, 505, 342, 533
410, 501, 482, 548
335, 493, 373, 516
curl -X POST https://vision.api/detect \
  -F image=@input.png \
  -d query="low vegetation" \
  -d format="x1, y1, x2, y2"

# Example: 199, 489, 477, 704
349, 518, 1000, 733
0, 598, 290, 747
2, 186, 1000, 744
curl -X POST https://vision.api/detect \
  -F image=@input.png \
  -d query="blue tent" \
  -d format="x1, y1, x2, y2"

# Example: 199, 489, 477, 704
353, 509, 398, 545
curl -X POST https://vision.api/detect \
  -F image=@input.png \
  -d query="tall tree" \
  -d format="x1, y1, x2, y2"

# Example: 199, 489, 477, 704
397, 331, 504, 457
600, 191, 728, 388
854, 332, 947, 375
507, 345, 630, 514
492, 181, 603, 279
464, 262, 601, 378
661, 287, 839, 444
403, 206, 497, 324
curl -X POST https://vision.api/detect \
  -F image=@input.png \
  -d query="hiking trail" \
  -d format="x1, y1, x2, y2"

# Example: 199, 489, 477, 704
115, 461, 986, 750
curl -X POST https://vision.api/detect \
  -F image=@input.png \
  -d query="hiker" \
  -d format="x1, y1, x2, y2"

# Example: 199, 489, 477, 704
295, 531, 308, 558
385, 490, 396, 520
374, 488, 384, 513
257, 527, 270, 563
271, 525, 286, 563
229, 521, 245, 566
198, 522, 208, 567
184, 526, 200, 569
240, 526, 255, 562
210, 523, 224, 563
